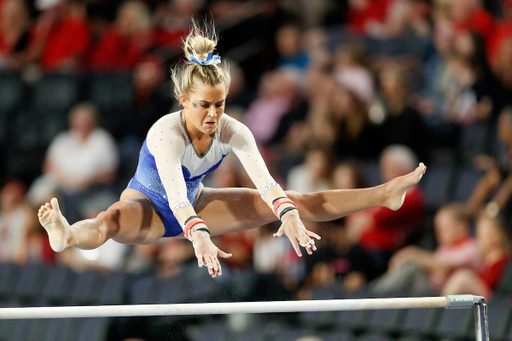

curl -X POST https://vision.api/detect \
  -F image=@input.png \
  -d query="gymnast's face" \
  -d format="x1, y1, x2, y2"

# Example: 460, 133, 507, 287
181, 81, 226, 137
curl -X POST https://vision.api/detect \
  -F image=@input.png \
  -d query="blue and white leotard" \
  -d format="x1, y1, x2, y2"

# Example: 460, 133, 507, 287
126, 111, 280, 237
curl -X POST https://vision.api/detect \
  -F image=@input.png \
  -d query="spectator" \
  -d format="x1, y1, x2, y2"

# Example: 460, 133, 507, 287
342, 145, 426, 290
466, 107, 512, 218
28, 102, 119, 223
286, 147, 334, 193
120, 55, 172, 142
445, 31, 501, 124
86, 0, 154, 72
244, 68, 304, 146
418, 14, 456, 122
487, 1, 512, 68
331, 84, 375, 160
494, 37, 512, 108
156, 237, 194, 278
345, 0, 392, 37
0, 0, 30, 71
333, 42, 375, 106
332, 161, 366, 190
297, 162, 366, 299
29, 0, 91, 72
274, 22, 309, 72
153, 0, 203, 47
442, 209, 511, 299
253, 222, 296, 300
383, 0, 432, 39
449, 0, 495, 46
225, 61, 253, 109
0, 179, 35, 264
371, 202, 479, 296
370, 64, 430, 160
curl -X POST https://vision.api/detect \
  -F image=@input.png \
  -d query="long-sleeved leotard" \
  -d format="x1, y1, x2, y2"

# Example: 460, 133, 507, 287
126, 111, 280, 237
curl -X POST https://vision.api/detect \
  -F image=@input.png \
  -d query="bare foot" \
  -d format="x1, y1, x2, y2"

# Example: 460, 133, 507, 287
384, 163, 427, 211
38, 198, 72, 252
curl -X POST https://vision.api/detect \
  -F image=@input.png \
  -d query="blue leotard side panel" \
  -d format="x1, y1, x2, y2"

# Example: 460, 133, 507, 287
126, 139, 228, 237
126, 177, 183, 237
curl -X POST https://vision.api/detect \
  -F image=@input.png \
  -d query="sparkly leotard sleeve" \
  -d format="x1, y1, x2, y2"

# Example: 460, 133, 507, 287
219, 116, 280, 199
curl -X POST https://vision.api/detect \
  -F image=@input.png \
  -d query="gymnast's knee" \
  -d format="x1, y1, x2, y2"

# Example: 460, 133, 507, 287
285, 190, 305, 204
96, 208, 121, 236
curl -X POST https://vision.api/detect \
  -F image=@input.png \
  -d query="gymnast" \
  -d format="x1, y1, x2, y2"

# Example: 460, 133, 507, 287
38, 20, 426, 278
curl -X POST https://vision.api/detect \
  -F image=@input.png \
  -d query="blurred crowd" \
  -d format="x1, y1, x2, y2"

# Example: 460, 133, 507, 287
2, 0, 512, 311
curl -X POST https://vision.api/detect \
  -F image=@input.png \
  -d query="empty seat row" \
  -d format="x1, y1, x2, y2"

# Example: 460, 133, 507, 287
0, 72, 135, 117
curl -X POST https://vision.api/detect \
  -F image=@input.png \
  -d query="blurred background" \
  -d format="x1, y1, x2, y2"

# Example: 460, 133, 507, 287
2, 0, 512, 340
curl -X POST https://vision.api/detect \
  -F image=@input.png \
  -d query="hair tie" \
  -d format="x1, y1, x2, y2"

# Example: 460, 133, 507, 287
188, 51, 221, 66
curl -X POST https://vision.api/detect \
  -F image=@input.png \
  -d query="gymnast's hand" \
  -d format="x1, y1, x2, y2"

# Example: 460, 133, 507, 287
273, 210, 321, 257
192, 229, 232, 278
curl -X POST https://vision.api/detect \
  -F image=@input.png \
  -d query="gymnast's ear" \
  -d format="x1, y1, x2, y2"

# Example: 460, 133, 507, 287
180, 94, 188, 108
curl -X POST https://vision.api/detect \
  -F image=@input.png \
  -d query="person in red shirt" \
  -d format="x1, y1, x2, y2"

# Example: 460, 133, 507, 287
86, 0, 153, 72
343, 145, 426, 290
28, 0, 91, 72
449, 0, 495, 45
487, 0, 512, 68
442, 209, 511, 299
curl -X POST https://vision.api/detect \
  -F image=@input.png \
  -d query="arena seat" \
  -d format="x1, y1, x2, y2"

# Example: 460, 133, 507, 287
41, 265, 78, 306
87, 73, 133, 115
69, 269, 106, 305
96, 271, 127, 305
0, 73, 24, 116
431, 307, 473, 340
10, 318, 48, 341
42, 318, 81, 341
14, 263, 49, 306
451, 166, 485, 203
33, 73, 79, 114
129, 275, 164, 305
396, 308, 439, 338
459, 121, 494, 164
418, 164, 454, 213
364, 308, 404, 337
0, 263, 20, 304
76, 317, 111, 341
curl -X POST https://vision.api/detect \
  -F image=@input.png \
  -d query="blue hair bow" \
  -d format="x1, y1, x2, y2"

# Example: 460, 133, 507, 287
188, 52, 221, 66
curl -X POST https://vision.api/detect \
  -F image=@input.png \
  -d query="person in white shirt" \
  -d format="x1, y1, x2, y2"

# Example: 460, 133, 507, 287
38, 20, 426, 278
31, 102, 118, 223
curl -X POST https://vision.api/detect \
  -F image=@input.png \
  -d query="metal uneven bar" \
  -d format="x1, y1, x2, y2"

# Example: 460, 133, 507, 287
0, 295, 483, 320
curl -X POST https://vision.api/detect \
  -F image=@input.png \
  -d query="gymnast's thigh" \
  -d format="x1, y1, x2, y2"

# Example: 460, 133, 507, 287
193, 187, 277, 236
110, 189, 167, 244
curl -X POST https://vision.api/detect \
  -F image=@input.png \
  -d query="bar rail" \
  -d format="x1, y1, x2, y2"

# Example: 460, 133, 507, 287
0, 295, 483, 320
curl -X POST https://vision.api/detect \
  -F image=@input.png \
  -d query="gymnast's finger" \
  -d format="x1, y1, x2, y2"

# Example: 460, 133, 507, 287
307, 230, 321, 240
290, 237, 302, 257
218, 249, 232, 259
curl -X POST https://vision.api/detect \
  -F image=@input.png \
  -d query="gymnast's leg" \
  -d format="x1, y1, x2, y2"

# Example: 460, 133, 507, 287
37, 190, 166, 252
195, 163, 426, 235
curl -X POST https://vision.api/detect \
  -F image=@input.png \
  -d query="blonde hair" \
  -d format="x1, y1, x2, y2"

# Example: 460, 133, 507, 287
171, 20, 231, 103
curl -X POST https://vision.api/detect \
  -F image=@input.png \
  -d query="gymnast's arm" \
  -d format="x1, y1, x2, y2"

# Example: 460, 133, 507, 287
227, 118, 320, 256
